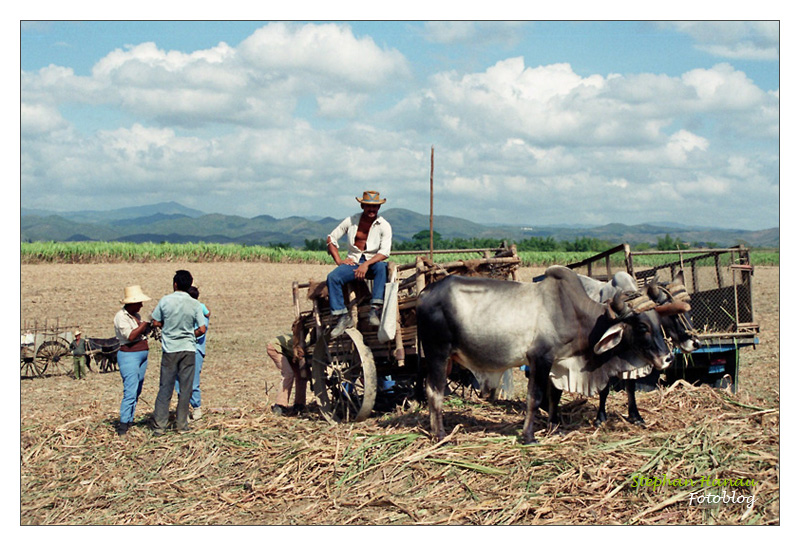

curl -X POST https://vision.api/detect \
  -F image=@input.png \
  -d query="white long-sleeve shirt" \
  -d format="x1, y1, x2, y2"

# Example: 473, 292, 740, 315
327, 214, 392, 263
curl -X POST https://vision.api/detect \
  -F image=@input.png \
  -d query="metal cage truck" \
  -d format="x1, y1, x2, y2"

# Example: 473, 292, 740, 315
565, 244, 758, 392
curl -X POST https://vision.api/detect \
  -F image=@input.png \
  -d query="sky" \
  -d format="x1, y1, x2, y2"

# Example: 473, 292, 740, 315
19, 17, 782, 231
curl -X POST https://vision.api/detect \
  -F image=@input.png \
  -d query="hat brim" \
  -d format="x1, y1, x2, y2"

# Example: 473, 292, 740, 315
120, 296, 151, 304
356, 198, 386, 204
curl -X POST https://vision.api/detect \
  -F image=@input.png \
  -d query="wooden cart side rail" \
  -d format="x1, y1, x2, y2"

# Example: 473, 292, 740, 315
391, 247, 512, 256
566, 245, 752, 278
565, 243, 630, 278
21, 319, 82, 336
628, 245, 751, 260
396, 254, 519, 273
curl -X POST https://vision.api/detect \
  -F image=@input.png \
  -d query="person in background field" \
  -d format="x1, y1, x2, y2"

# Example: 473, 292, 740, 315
69, 330, 88, 380
175, 285, 210, 421
113, 286, 153, 436
326, 190, 392, 338
266, 321, 309, 416
150, 270, 207, 435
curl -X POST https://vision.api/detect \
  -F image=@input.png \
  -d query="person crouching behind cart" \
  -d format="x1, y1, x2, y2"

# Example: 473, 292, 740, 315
326, 191, 392, 338
113, 285, 152, 436
266, 320, 310, 416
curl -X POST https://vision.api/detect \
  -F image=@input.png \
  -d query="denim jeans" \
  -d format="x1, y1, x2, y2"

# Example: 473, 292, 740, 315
152, 351, 195, 431
175, 350, 203, 409
117, 349, 148, 424
327, 258, 388, 315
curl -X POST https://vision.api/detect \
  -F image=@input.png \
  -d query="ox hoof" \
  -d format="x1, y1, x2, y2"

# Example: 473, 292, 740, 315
594, 413, 608, 427
626, 416, 646, 427
522, 435, 538, 445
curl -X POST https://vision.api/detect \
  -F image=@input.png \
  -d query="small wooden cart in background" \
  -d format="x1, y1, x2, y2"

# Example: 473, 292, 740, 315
20, 319, 79, 378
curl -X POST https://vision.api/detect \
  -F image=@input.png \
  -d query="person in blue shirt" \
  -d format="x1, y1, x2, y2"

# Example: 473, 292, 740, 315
175, 285, 210, 421
149, 270, 207, 435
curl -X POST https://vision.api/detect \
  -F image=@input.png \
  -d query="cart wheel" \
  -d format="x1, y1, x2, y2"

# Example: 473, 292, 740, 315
21, 356, 46, 378
36, 340, 71, 376
312, 329, 377, 423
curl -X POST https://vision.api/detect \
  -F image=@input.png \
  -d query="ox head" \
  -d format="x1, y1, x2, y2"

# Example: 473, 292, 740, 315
651, 271, 701, 354
592, 285, 673, 371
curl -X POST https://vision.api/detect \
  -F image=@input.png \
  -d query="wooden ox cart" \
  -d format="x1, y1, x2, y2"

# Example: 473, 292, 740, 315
292, 246, 521, 423
20, 319, 80, 378
21, 319, 161, 378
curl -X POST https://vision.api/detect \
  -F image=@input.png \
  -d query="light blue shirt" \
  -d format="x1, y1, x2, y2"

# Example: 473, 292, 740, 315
151, 291, 206, 353
196, 303, 210, 357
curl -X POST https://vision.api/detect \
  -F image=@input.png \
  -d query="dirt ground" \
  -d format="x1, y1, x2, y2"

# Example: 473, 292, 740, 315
20, 262, 780, 525
20, 263, 779, 415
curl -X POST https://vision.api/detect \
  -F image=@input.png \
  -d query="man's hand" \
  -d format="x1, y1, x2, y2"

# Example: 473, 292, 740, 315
355, 262, 369, 279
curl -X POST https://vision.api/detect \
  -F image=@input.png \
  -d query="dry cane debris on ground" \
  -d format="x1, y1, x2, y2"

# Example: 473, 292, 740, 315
20, 263, 779, 525
21, 381, 778, 525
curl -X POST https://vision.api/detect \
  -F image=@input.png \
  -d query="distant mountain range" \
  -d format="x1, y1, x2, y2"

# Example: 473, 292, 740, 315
20, 201, 779, 248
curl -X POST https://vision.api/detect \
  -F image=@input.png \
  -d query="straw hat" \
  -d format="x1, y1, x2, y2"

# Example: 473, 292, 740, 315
120, 285, 152, 305
74, 329, 81, 336
356, 190, 386, 205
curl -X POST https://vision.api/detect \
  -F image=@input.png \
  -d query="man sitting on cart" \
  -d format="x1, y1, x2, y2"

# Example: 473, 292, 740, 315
326, 190, 393, 338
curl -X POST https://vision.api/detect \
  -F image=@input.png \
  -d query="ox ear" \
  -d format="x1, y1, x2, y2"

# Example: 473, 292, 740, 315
594, 323, 626, 354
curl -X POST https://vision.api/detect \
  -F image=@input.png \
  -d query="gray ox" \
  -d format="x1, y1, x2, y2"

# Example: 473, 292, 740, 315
417, 265, 674, 444
578, 271, 699, 426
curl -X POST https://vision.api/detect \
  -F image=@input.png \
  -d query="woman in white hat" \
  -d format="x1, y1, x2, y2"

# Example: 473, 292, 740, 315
113, 285, 153, 436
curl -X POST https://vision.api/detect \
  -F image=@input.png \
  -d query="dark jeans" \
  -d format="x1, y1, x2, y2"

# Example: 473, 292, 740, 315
326, 258, 388, 315
152, 351, 195, 431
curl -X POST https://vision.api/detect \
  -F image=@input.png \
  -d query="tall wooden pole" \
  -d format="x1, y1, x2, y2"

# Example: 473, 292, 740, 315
429, 145, 434, 261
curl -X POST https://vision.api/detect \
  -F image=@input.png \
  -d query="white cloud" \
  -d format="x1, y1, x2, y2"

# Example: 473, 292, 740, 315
662, 21, 779, 61
665, 130, 709, 164
400, 59, 774, 151
20, 23, 778, 230
676, 176, 729, 196
317, 92, 369, 119
21, 102, 69, 136
238, 22, 410, 88
21, 22, 411, 131
423, 21, 526, 46
681, 63, 764, 109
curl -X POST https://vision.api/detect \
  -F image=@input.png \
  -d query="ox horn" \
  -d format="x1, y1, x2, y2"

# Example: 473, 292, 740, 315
648, 283, 670, 305
609, 292, 633, 320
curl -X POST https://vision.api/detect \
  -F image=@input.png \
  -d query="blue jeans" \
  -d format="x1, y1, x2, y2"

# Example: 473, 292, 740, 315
327, 258, 388, 315
175, 350, 203, 409
117, 349, 148, 424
